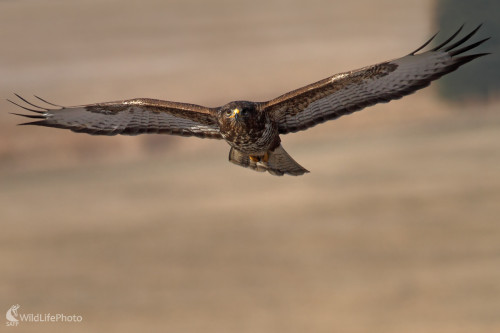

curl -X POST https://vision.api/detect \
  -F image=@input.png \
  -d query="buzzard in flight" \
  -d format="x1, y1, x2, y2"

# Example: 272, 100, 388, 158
11, 25, 489, 176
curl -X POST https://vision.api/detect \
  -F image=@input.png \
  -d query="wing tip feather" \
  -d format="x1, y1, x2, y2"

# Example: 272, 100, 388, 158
409, 31, 440, 55
449, 37, 491, 57
17, 120, 50, 127
410, 24, 489, 57
442, 23, 485, 53
10, 112, 46, 120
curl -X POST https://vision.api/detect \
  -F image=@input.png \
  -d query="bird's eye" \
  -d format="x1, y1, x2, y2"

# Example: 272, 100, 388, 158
225, 109, 232, 117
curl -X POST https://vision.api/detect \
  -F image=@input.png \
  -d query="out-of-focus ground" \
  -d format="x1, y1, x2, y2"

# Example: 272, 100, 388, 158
1, 1, 499, 332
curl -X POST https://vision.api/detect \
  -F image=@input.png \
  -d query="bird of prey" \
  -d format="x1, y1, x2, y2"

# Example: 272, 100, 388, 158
11, 25, 489, 176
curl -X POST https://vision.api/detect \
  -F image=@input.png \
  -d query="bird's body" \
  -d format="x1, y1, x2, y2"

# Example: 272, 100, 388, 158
11, 25, 489, 176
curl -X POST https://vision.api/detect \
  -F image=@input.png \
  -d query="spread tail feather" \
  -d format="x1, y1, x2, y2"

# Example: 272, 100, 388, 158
228, 145, 309, 176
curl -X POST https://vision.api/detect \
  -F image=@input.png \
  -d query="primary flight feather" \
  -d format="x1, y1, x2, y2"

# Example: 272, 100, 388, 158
11, 25, 489, 176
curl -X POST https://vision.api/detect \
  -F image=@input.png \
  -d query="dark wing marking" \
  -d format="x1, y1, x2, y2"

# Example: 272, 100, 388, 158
10, 96, 222, 139
262, 25, 490, 134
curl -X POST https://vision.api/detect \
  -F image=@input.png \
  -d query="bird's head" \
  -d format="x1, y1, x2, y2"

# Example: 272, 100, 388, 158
218, 101, 259, 127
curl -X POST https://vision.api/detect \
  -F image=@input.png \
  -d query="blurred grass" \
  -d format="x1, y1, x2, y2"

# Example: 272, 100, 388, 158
2, 107, 500, 333
1, 1, 500, 332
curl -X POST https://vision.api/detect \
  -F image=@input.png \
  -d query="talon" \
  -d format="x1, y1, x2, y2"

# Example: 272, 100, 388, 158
249, 155, 260, 162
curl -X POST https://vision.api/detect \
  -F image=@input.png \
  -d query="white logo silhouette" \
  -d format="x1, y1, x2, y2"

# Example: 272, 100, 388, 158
5, 304, 83, 326
6, 304, 20, 325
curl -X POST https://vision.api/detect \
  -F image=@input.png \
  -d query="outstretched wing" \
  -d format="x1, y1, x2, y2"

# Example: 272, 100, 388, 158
262, 25, 490, 134
10, 96, 222, 139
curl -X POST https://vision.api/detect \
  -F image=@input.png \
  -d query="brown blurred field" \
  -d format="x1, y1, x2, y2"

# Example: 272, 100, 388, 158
1, 1, 499, 332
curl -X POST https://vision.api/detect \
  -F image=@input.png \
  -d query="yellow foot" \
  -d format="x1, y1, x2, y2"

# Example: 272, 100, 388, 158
249, 155, 260, 162
249, 152, 269, 163
262, 151, 269, 163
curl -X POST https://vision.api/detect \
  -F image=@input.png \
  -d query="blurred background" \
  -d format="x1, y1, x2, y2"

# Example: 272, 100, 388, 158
1, 0, 499, 332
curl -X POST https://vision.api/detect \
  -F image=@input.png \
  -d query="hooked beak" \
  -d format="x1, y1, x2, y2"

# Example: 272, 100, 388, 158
229, 108, 240, 119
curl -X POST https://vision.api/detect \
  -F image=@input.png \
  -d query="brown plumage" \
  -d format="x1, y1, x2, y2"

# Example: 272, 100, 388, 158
11, 25, 489, 176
